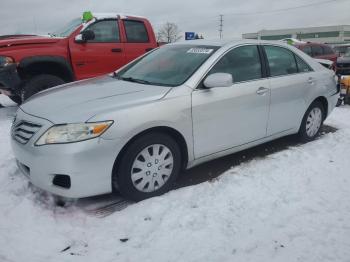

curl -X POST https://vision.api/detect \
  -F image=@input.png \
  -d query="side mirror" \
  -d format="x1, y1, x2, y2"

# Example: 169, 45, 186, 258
203, 73, 233, 88
75, 30, 95, 43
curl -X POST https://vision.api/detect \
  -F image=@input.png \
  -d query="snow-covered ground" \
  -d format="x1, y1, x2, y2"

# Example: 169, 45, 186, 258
1, 94, 350, 262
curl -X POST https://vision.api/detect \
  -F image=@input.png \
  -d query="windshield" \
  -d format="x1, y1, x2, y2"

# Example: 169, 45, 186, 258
117, 45, 219, 87
50, 18, 82, 37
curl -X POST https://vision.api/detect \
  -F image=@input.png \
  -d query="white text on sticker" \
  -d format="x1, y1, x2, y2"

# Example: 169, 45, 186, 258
187, 48, 214, 54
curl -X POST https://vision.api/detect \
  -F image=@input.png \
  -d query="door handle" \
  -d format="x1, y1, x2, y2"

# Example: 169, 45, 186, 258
111, 48, 122, 53
308, 77, 314, 84
256, 87, 269, 95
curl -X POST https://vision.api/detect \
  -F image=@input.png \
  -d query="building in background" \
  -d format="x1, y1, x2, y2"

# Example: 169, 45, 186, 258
243, 25, 350, 44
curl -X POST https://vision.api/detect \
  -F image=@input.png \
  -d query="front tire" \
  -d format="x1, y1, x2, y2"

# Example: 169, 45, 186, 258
113, 133, 182, 201
22, 74, 65, 101
298, 101, 324, 142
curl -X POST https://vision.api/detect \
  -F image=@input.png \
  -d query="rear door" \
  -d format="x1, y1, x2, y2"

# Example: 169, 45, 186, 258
263, 45, 314, 135
121, 19, 156, 64
69, 19, 126, 80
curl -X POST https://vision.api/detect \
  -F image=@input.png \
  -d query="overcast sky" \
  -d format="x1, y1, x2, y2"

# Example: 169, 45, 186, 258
0, 0, 349, 39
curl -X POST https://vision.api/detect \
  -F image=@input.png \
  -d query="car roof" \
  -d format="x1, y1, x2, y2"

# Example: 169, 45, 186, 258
334, 44, 350, 47
294, 42, 330, 47
168, 39, 292, 49
93, 12, 146, 20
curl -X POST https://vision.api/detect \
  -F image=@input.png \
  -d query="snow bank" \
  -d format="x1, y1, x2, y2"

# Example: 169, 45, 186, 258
0, 102, 349, 262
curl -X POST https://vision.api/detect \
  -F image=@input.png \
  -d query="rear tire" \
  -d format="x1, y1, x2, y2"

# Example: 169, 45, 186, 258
22, 74, 65, 101
298, 101, 324, 142
113, 133, 182, 201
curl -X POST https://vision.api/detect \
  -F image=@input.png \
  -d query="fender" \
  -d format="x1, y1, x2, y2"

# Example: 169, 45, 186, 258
19, 56, 75, 82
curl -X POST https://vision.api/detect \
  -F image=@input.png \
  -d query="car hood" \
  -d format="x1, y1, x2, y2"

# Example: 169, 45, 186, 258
20, 76, 172, 123
0, 35, 62, 49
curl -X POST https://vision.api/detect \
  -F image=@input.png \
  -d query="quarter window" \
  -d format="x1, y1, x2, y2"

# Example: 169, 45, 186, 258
264, 46, 298, 76
85, 20, 120, 43
209, 45, 262, 82
295, 56, 312, 73
124, 20, 149, 43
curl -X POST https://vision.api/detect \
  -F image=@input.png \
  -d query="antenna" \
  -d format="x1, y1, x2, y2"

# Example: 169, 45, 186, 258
219, 14, 223, 39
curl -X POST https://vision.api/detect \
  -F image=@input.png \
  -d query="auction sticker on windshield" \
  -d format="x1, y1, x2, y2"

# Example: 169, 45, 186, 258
187, 48, 214, 54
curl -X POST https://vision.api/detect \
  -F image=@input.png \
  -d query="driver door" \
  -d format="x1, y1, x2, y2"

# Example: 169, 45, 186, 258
192, 45, 270, 158
69, 19, 126, 80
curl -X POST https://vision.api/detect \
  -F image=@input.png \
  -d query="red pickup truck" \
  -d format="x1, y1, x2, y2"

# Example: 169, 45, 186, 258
294, 42, 338, 62
0, 12, 158, 103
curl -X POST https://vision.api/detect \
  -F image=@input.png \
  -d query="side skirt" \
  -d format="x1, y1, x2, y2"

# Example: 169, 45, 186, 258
186, 128, 297, 169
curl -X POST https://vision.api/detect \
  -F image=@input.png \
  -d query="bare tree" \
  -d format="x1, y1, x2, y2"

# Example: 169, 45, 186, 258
157, 22, 182, 43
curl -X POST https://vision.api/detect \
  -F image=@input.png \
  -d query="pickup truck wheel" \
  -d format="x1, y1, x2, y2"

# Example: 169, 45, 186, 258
298, 101, 324, 142
113, 133, 182, 201
23, 74, 65, 101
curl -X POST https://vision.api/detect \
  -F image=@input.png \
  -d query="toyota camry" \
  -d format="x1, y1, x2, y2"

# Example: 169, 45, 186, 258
11, 40, 339, 201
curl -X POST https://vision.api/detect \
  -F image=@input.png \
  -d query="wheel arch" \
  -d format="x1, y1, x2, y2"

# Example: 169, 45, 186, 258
112, 126, 189, 180
18, 56, 75, 82
311, 96, 328, 119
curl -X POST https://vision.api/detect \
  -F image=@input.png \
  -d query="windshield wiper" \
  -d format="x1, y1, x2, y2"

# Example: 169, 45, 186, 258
114, 74, 174, 87
119, 76, 154, 85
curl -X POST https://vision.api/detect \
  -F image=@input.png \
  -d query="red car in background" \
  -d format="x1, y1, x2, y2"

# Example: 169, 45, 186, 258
294, 42, 338, 62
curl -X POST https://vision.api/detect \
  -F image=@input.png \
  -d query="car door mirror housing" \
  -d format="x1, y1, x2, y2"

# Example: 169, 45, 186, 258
203, 73, 233, 88
75, 30, 95, 43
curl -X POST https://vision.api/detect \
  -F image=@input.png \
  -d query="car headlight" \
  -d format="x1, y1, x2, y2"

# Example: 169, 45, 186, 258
35, 121, 113, 146
0, 56, 15, 68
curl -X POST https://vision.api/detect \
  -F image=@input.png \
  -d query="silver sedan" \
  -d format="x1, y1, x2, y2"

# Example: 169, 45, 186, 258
11, 40, 339, 201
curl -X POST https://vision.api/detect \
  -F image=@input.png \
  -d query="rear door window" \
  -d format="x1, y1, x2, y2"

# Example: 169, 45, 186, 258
124, 20, 149, 43
264, 45, 298, 77
322, 46, 334, 55
209, 45, 262, 82
312, 45, 323, 56
302, 46, 312, 56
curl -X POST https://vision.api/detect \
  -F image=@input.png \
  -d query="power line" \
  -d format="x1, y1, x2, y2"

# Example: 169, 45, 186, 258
219, 14, 223, 39
223, 0, 346, 16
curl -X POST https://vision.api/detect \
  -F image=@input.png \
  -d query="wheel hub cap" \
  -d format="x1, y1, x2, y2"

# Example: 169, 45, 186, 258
131, 144, 174, 193
306, 107, 322, 137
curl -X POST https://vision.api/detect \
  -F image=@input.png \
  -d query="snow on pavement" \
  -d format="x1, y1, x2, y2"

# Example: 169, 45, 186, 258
0, 94, 350, 262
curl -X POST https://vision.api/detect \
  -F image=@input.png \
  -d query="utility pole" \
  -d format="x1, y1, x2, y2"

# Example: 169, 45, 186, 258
219, 14, 223, 39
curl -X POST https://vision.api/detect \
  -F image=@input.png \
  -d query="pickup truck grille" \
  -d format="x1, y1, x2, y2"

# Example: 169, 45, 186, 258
12, 121, 42, 144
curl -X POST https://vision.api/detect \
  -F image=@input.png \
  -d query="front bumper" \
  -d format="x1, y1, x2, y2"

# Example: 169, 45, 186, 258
11, 109, 123, 198
0, 64, 21, 95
